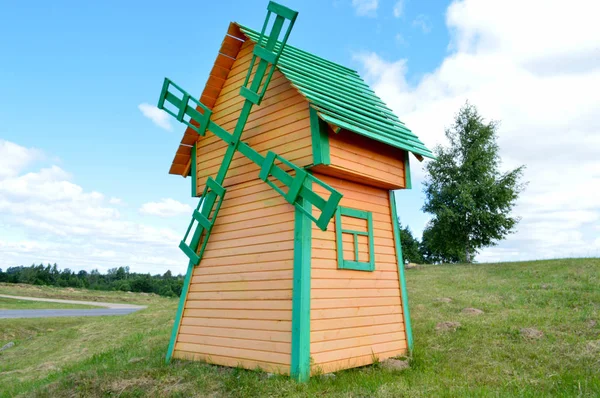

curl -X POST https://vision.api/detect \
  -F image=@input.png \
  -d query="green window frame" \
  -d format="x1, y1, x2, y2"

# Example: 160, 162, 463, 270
335, 206, 375, 271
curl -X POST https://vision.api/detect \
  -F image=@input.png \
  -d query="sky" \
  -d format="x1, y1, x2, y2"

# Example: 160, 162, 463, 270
1, 0, 599, 275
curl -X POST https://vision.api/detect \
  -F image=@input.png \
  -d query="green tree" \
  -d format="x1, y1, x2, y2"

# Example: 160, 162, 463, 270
422, 103, 525, 263
397, 220, 424, 264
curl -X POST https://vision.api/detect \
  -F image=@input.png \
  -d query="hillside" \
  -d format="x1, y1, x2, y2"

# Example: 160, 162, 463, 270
1, 258, 598, 397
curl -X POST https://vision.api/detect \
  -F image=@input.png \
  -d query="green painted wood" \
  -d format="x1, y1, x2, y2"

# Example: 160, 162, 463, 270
191, 144, 197, 197
165, 260, 194, 363
291, 178, 312, 382
390, 191, 414, 351
309, 107, 330, 166
335, 206, 375, 272
238, 25, 435, 159
404, 151, 412, 189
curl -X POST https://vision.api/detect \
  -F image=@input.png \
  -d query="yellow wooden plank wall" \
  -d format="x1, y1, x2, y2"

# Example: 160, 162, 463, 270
194, 39, 313, 193
312, 129, 406, 190
173, 179, 295, 374
173, 37, 315, 374
309, 174, 407, 374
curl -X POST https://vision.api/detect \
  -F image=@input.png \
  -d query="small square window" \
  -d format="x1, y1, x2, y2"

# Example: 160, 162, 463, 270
335, 206, 375, 271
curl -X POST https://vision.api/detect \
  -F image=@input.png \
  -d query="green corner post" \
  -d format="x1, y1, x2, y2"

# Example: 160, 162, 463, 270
290, 179, 312, 382
165, 260, 195, 363
390, 191, 414, 352
191, 143, 197, 197
404, 150, 412, 189
309, 107, 330, 166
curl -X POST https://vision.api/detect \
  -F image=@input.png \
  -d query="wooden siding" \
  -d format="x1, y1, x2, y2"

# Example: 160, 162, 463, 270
311, 129, 407, 190
309, 174, 407, 374
194, 39, 313, 193
172, 36, 314, 372
173, 179, 295, 374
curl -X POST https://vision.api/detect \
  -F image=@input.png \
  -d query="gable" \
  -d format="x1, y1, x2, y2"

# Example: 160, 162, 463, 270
168, 22, 433, 178
192, 39, 314, 193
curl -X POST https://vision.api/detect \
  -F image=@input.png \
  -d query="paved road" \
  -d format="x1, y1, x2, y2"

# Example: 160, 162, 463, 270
0, 294, 147, 319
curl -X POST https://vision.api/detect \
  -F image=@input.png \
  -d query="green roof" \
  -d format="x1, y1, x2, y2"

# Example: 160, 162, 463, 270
238, 24, 434, 160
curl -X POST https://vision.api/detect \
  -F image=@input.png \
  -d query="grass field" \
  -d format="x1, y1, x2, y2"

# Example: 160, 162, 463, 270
0, 297, 96, 310
1, 258, 598, 397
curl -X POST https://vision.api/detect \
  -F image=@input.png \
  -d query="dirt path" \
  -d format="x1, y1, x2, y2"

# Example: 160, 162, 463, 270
0, 294, 147, 319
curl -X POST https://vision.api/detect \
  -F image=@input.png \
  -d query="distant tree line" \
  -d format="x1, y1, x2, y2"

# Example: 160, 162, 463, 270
0, 264, 184, 297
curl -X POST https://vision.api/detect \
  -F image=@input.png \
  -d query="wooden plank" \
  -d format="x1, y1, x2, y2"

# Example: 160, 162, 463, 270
214, 52, 237, 69
186, 290, 292, 301
310, 164, 403, 190
311, 279, 398, 290
311, 269, 398, 280
173, 350, 289, 374
311, 288, 400, 299
198, 251, 293, 268
189, 279, 293, 292
176, 145, 193, 155
311, 305, 403, 320
180, 316, 292, 331
191, 269, 293, 283
329, 129, 406, 170
313, 348, 404, 374
199, 95, 217, 109
311, 331, 404, 354
193, 261, 293, 276
183, 308, 292, 321
210, 62, 231, 80
310, 340, 406, 364
312, 249, 397, 263
209, 204, 293, 227
173, 153, 189, 165
169, 163, 187, 176
207, 74, 226, 90
209, 213, 295, 236
209, 222, 295, 244
311, 322, 404, 343
179, 324, 290, 342
175, 342, 290, 365
227, 22, 246, 41
203, 231, 294, 251
312, 314, 403, 331
185, 299, 292, 311
177, 333, 291, 354
311, 258, 399, 272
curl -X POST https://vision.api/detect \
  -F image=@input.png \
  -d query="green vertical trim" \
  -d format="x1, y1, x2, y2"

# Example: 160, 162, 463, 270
309, 107, 330, 166
390, 191, 413, 351
190, 144, 197, 197
291, 179, 312, 382
404, 151, 412, 190
165, 260, 194, 363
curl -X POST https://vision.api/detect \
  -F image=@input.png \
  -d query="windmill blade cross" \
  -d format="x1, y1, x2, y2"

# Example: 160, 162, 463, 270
157, 1, 342, 266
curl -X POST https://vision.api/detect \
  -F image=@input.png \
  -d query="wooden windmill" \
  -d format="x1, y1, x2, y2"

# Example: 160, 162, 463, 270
157, 1, 434, 381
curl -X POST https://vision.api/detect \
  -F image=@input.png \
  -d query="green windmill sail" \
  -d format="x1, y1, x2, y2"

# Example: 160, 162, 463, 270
158, 1, 343, 363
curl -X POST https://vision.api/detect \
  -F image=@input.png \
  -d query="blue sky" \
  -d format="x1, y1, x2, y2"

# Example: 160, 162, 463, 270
1, 0, 599, 274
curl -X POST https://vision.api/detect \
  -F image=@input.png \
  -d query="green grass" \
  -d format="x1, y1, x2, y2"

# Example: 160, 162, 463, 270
0, 297, 97, 310
1, 258, 599, 397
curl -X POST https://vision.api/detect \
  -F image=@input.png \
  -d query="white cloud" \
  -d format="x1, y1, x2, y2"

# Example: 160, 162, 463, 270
0, 139, 42, 178
393, 0, 403, 18
109, 197, 123, 205
412, 14, 432, 33
138, 102, 173, 131
352, 0, 378, 17
139, 198, 192, 218
355, 0, 600, 261
0, 141, 188, 274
